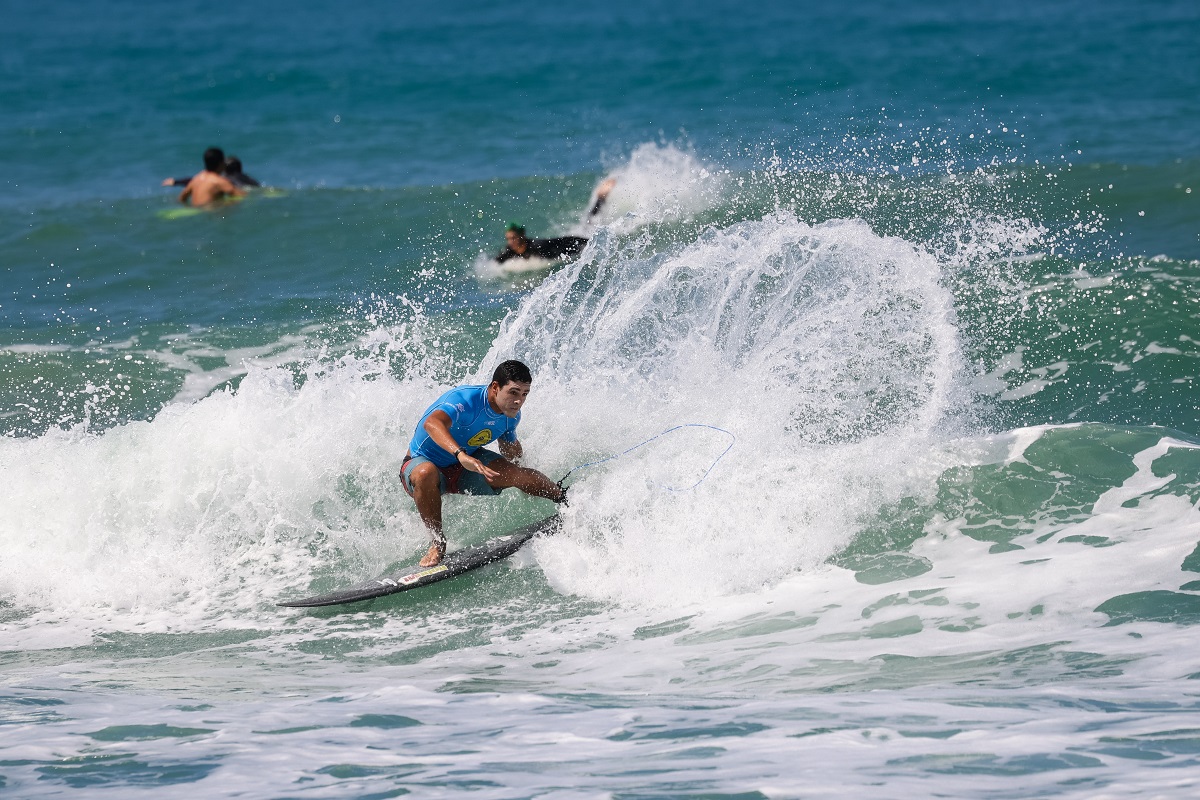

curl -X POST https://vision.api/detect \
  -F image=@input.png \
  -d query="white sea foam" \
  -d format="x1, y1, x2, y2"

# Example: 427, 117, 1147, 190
575, 142, 725, 234
0, 343, 73, 354
0, 355, 442, 642
483, 211, 964, 604
150, 332, 315, 404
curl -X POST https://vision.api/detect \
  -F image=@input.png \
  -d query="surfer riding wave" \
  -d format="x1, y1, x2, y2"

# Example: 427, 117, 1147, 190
400, 360, 567, 567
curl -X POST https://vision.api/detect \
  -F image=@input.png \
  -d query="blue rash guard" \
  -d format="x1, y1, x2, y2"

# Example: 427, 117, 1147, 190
408, 384, 520, 467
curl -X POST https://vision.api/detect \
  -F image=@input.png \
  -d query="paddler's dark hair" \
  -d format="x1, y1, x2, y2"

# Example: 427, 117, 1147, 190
492, 360, 532, 387
203, 147, 226, 172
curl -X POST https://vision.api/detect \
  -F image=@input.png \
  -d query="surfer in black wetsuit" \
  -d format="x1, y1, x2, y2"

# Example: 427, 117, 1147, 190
496, 225, 589, 264
222, 156, 260, 188
493, 178, 616, 264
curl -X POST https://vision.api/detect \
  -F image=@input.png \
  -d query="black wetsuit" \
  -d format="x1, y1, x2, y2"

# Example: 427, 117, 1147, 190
225, 170, 261, 188
495, 236, 588, 264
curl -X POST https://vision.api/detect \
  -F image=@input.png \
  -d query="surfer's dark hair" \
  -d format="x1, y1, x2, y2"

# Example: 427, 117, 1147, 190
203, 147, 225, 172
492, 360, 532, 387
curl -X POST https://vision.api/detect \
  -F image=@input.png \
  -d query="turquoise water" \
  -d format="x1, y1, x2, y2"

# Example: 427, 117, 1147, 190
3, 1, 1200, 797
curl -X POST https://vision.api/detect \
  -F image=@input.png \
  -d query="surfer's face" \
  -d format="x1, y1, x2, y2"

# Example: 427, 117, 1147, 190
489, 380, 530, 417
505, 230, 528, 254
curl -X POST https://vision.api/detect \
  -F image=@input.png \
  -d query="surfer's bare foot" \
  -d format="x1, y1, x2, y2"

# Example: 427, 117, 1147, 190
419, 542, 445, 567
596, 177, 616, 200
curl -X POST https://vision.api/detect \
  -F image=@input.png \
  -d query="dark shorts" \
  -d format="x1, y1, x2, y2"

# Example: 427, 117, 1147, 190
401, 448, 504, 497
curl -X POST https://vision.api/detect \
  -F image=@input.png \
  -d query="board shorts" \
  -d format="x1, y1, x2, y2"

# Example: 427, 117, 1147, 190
400, 448, 504, 497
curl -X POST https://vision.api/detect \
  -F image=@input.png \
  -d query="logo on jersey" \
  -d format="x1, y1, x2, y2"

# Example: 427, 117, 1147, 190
467, 429, 493, 446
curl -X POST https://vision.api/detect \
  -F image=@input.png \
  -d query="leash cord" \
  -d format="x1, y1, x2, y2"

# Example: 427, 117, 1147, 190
557, 423, 735, 492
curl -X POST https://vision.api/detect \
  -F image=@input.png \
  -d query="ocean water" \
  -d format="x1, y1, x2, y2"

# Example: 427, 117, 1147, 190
3, 1, 1200, 797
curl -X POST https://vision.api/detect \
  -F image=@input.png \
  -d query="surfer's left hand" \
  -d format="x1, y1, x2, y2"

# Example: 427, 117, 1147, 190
459, 453, 500, 481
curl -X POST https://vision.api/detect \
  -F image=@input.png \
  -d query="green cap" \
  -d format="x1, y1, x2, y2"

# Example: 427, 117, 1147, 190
505, 221, 525, 233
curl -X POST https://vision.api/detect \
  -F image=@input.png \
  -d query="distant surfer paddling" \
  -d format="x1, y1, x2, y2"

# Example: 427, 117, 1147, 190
163, 152, 260, 190
171, 147, 245, 207
401, 360, 567, 567
494, 178, 616, 264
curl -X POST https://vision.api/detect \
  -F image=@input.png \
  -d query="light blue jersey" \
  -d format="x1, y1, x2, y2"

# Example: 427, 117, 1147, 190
408, 384, 520, 467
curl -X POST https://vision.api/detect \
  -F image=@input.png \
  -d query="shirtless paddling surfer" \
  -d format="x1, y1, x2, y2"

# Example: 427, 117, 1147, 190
177, 147, 244, 207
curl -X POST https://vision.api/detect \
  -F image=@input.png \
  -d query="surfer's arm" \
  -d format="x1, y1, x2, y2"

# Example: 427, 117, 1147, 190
178, 184, 192, 204
588, 177, 616, 217
495, 247, 518, 264
422, 410, 501, 481
498, 438, 522, 463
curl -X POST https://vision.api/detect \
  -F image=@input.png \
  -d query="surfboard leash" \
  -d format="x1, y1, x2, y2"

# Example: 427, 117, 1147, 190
556, 423, 735, 493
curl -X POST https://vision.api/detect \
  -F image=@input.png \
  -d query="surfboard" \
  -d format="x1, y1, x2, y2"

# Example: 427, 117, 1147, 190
496, 255, 556, 275
278, 514, 561, 608
156, 206, 206, 220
